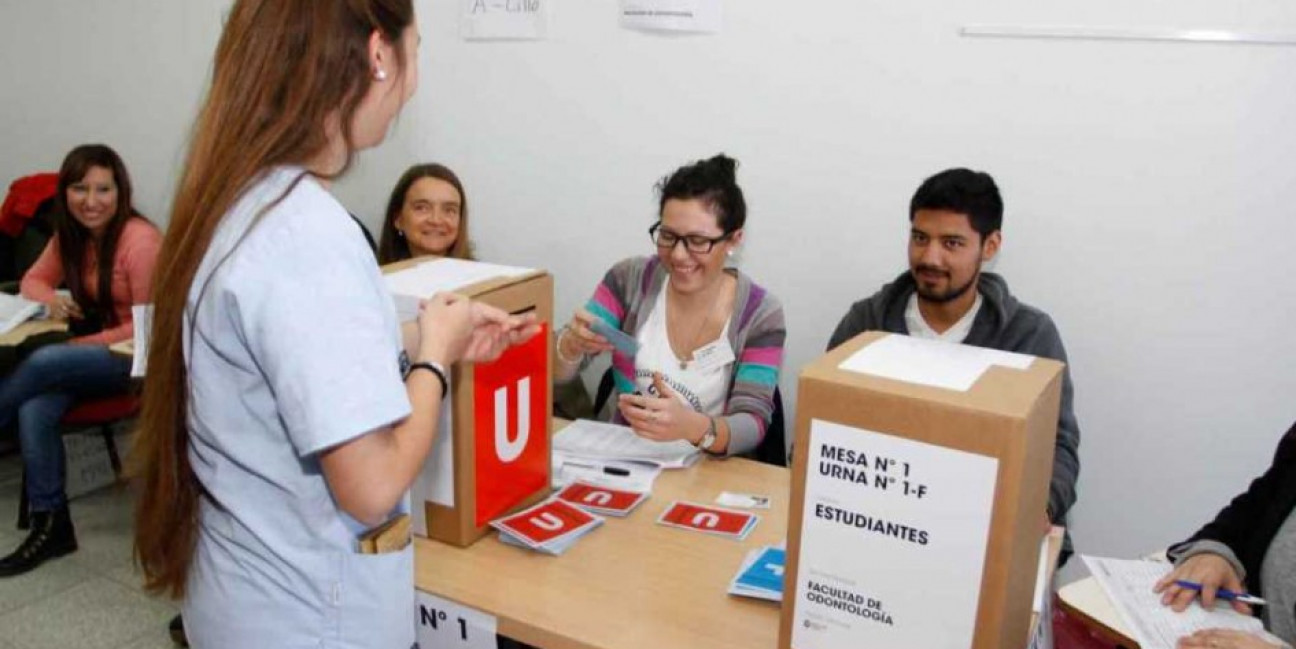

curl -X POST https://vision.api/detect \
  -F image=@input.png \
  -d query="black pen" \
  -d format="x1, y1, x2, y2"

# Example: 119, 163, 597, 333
564, 461, 631, 477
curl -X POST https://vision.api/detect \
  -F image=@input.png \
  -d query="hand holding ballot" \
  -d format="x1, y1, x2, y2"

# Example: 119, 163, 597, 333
557, 307, 616, 360
1155, 553, 1252, 615
415, 292, 539, 365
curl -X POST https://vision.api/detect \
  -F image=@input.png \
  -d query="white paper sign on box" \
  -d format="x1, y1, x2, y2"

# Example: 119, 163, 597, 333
791, 419, 999, 649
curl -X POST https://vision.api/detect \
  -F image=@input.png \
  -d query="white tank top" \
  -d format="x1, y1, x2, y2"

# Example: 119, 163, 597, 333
634, 284, 734, 416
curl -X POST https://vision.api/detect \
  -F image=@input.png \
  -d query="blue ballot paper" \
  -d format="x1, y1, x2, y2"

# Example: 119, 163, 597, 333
589, 318, 641, 356
729, 546, 785, 601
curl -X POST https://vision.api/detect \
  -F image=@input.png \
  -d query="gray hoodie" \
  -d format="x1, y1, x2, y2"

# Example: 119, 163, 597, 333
828, 271, 1081, 548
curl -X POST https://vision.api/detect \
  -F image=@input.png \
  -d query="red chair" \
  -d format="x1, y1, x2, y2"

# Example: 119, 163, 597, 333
16, 394, 137, 529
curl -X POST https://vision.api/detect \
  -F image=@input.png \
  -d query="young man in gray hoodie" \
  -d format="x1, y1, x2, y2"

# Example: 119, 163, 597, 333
828, 168, 1080, 559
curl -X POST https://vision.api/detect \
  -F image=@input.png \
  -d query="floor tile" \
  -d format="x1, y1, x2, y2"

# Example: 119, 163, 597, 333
115, 627, 180, 649
0, 552, 91, 616
0, 577, 174, 649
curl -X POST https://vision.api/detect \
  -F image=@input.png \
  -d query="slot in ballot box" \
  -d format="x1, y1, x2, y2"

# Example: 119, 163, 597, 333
383, 257, 554, 547
780, 331, 1063, 649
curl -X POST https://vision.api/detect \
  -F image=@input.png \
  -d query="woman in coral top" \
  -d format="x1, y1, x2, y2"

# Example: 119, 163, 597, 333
0, 144, 160, 577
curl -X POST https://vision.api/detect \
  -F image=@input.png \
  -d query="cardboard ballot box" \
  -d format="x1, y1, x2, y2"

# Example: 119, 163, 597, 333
384, 257, 554, 547
780, 331, 1062, 649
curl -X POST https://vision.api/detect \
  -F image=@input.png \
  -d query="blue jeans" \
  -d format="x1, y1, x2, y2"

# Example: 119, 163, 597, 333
0, 344, 131, 511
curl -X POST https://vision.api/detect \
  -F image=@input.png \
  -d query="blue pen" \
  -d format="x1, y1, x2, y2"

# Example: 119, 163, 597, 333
1174, 580, 1267, 606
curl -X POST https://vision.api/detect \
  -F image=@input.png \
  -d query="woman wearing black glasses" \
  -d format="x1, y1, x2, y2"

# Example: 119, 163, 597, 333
554, 154, 785, 458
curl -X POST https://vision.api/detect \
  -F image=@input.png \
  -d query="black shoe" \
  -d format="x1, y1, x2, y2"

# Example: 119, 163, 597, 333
168, 614, 189, 647
0, 505, 77, 577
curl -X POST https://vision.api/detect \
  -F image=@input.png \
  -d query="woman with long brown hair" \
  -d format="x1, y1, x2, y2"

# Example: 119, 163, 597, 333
377, 162, 475, 263
0, 143, 160, 577
131, 2, 535, 647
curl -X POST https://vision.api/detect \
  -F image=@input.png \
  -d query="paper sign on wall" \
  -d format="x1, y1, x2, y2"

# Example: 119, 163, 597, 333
791, 419, 999, 649
620, 0, 722, 34
461, 0, 549, 41
415, 590, 497, 649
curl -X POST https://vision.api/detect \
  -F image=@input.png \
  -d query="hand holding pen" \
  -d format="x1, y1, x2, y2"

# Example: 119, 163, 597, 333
1153, 553, 1254, 614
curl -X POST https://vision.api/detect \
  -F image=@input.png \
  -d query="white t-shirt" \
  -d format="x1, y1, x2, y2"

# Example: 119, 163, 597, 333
183, 167, 414, 649
634, 284, 733, 417
905, 291, 983, 344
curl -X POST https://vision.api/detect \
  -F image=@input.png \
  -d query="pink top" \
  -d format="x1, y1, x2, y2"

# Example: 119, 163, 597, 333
20, 218, 162, 345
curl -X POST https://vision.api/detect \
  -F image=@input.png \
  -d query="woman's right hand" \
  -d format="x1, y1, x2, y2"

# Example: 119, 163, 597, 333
1154, 552, 1250, 614
47, 295, 84, 321
559, 308, 614, 361
416, 293, 474, 365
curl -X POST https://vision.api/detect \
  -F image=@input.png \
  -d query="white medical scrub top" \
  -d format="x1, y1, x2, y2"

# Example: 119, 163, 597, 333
182, 167, 414, 648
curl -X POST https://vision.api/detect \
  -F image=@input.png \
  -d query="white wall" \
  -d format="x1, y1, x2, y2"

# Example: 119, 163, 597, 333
0, 1, 228, 221
3, 1, 1295, 578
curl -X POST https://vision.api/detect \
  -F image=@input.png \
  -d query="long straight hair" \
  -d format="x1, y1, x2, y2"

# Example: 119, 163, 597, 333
377, 163, 474, 263
52, 144, 145, 326
131, 0, 414, 599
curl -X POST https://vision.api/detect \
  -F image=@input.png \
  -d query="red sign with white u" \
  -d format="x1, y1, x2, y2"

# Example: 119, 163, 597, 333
473, 322, 550, 527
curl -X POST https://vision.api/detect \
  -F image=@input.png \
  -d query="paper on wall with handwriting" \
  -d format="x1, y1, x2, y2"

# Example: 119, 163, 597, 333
461, 0, 549, 40
620, 0, 721, 33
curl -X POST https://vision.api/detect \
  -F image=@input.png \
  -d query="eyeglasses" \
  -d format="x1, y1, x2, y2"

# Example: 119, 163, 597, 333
648, 222, 732, 254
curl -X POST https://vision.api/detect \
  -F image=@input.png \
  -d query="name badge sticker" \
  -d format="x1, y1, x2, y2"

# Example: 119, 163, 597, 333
690, 340, 735, 373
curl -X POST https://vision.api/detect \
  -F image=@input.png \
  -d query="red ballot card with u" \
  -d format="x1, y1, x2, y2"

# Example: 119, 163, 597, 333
658, 501, 756, 537
495, 500, 596, 547
556, 482, 645, 514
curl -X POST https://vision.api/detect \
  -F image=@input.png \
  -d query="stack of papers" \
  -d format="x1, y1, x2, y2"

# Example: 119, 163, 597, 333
554, 419, 700, 469
551, 453, 662, 492
1081, 556, 1265, 649
0, 293, 43, 336
729, 545, 785, 602
491, 498, 603, 556
384, 258, 534, 321
555, 481, 649, 517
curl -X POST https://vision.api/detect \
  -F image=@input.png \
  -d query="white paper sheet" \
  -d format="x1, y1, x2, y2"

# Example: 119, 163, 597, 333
0, 292, 42, 336
411, 381, 455, 537
620, 0, 721, 33
792, 419, 999, 649
553, 419, 700, 468
130, 304, 153, 378
551, 451, 662, 492
838, 333, 1035, 392
1081, 556, 1264, 649
385, 258, 534, 322
460, 0, 549, 40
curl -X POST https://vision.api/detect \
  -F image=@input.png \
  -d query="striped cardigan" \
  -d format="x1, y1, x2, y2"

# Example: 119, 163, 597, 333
570, 255, 786, 456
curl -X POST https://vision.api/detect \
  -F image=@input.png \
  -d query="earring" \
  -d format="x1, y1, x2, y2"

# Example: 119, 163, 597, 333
726, 250, 734, 257
396, 228, 405, 238
374, 69, 388, 81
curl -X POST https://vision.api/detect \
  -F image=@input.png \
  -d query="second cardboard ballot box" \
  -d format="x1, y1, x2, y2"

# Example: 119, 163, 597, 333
780, 331, 1063, 649
384, 257, 554, 547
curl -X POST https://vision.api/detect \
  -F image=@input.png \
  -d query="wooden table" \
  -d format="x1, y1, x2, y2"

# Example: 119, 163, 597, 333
1058, 577, 1139, 647
415, 455, 789, 649
415, 438, 1060, 649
